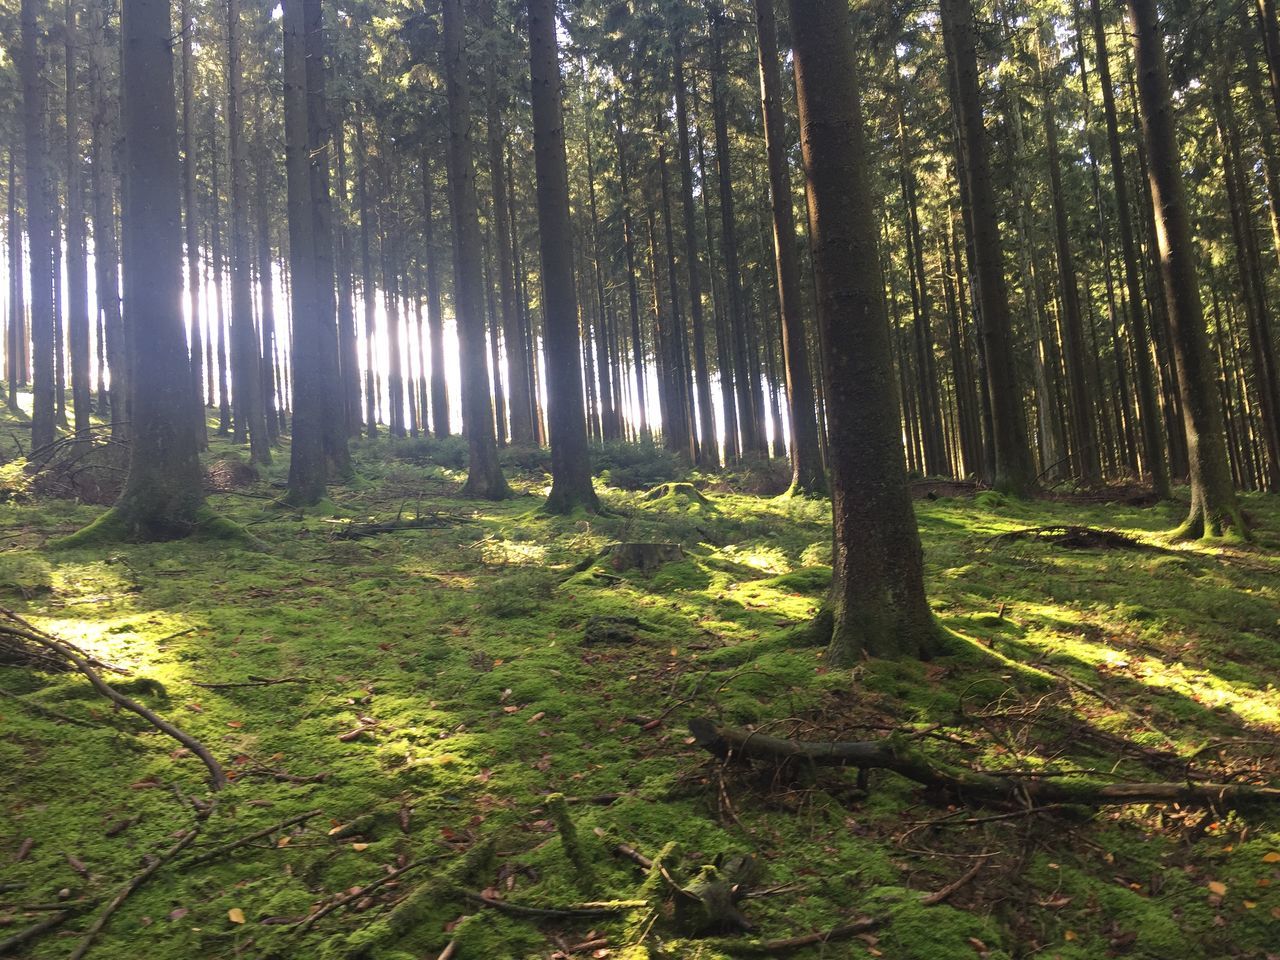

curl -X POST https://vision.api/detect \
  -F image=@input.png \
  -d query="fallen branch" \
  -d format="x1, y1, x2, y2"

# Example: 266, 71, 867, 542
68, 828, 200, 960
0, 687, 97, 727
191, 675, 318, 690
294, 854, 446, 933
183, 810, 322, 867
458, 891, 646, 919
689, 718, 1280, 808
987, 524, 1143, 551
0, 607, 225, 790
696, 916, 882, 955
0, 907, 80, 956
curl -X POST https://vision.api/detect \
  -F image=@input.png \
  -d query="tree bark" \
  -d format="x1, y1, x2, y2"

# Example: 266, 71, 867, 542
178, 0, 203, 446
64, 0, 91, 438
528, 0, 598, 512
940, 0, 1037, 496
754, 0, 826, 493
1128, 0, 1245, 537
21, 0, 56, 453
789, 0, 939, 662
444, 0, 509, 499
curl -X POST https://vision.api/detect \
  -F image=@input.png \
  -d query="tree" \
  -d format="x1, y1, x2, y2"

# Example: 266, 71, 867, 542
788, 0, 939, 663
64, 0, 208, 543
21, 0, 56, 454
940, 0, 1037, 496
64, 0, 91, 438
529, 0, 599, 514
443, 0, 509, 500
753, 0, 825, 495
1128, 0, 1246, 538
228, 0, 271, 464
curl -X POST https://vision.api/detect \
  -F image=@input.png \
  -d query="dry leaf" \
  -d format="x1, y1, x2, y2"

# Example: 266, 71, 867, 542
1208, 881, 1228, 896
1263, 851, 1280, 863
351, 842, 369, 851
228, 908, 246, 924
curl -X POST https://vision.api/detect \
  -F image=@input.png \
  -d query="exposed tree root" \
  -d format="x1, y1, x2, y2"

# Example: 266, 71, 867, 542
689, 718, 1280, 808
0, 607, 226, 790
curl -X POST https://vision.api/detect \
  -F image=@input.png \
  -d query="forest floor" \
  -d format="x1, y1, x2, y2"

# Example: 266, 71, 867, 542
2, 409, 1279, 960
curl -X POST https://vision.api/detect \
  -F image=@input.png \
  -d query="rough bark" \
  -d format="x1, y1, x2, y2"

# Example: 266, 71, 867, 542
940, 0, 1037, 496
528, 0, 599, 513
1129, 0, 1245, 537
789, 0, 940, 662
444, 0, 509, 500
754, 0, 825, 493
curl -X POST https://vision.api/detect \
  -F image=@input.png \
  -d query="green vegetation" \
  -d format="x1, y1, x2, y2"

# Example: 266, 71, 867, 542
2, 422, 1279, 959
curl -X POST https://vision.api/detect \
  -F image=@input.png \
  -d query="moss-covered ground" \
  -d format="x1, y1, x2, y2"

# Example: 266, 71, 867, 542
2, 409, 1279, 959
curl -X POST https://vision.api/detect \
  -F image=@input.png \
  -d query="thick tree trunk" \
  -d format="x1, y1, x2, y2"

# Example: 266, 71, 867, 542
755, 0, 826, 493
527, 0, 598, 511
1129, 0, 1245, 538
76, 0, 206, 541
940, 0, 1037, 496
21, 0, 56, 453
444, 0, 508, 500
789, 0, 939, 662
227, 0, 270, 464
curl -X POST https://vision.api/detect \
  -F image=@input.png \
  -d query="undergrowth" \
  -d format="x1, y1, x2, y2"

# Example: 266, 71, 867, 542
1, 404, 1278, 959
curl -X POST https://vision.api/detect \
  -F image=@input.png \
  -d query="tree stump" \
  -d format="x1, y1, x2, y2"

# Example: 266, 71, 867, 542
605, 542, 685, 573
642, 482, 710, 504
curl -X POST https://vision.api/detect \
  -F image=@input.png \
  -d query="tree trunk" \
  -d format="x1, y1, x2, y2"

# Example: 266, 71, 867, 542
253, 130, 279, 445
7, 147, 23, 412
1128, 0, 1246, 538
615, 108, 649, 442
334, 113, 363, 438
21, 0, 56, 453
423, 152, 450, 439
227, 0, 270, 463
72, 0, 206, 541
64, 0, 91, 438
754, 0, 826, 493
940, 0, 1037, 496
527, 0, 598, 511
179, 0, 203, 446
444, 0, 508, 500
789, 0, 939, 662
1039, 34, 1099, 486
282, 0, 326, 505
356, 120, 378, 439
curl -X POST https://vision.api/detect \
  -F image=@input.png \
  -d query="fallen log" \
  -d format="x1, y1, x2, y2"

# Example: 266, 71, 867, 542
689, 718, 1280, 808
332, 514, 471, 540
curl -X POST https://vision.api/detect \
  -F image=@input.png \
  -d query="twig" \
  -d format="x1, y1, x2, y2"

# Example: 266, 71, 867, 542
68, 828, 200, 960
184, 810, 323, 867
294, 854, 447, 933
191, 675, 318, 689
920, 859, 986, 906
0, 687, 97, 727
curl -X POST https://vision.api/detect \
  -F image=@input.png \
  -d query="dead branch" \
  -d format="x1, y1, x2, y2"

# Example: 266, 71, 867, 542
331, 514, 471, 540
689, 718, 1280, 808
183, 810, 323, 867
0, 607, 226, 790
191, 675, 318, 689
458, 891, 647, 919
67, 828, 201, 960
0, 907, 80, 956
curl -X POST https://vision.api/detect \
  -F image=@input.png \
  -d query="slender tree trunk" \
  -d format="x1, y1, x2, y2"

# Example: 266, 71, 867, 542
64, 0, 90, 438
444, 0, 508, 499
711, 7, 760, 457
754, 0, 825, 492
940, 0, 1037, 495
282, 0, 326, 504
789, 0, 939, 662
421, 155, 449, 439
7, 148, 23, 412
227, 0, 269, 463
615, 108, 649, 443
356, 121, 378, 438
334, 114, 363, 438
528, 0, 597, 510
209, 111, 231, 437
21, 0, 56, 453
1039, 34, 1099, 485
1129, 0, 1245, 537
253, 134, 279, 445
179, 0, 203, 446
